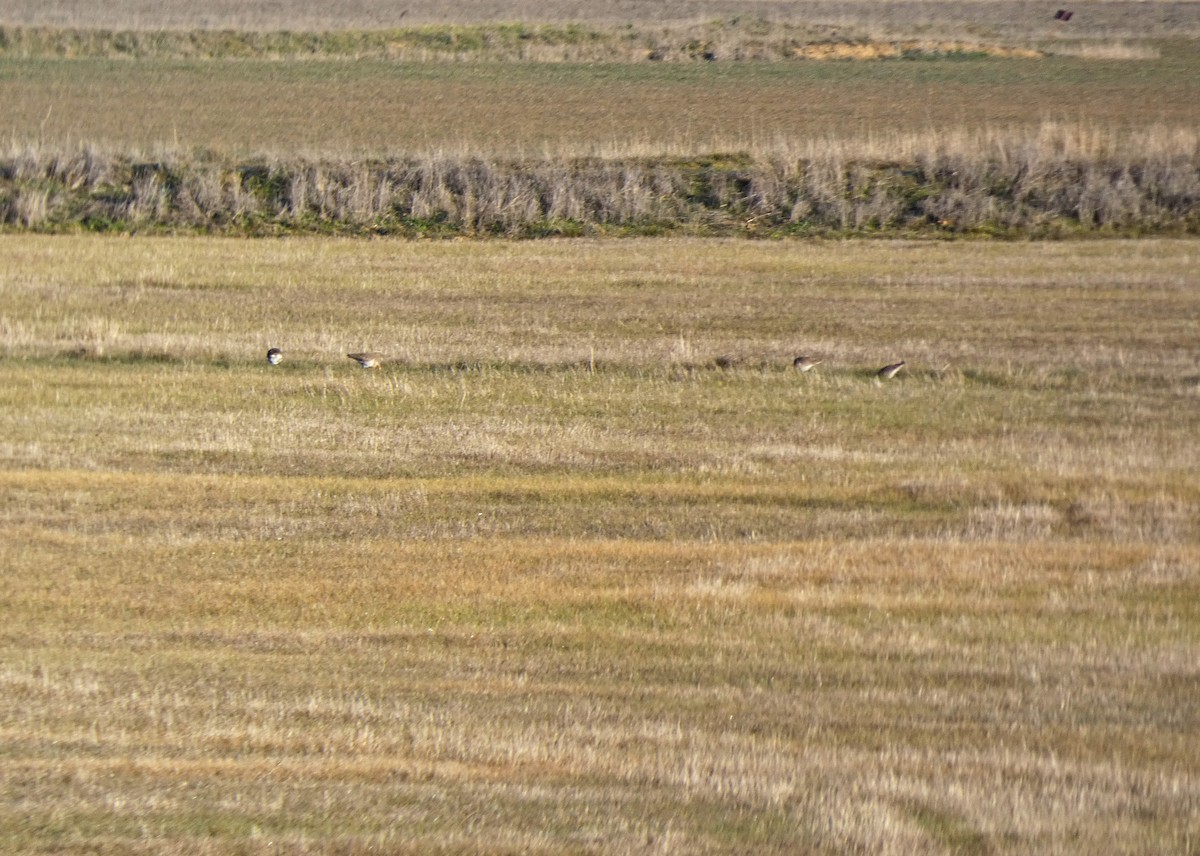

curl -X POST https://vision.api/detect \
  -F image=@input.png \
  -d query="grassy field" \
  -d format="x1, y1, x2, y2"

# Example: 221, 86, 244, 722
1, 235, 1197, 853
3, 48, 1198, 157
2, 0, 1198, 159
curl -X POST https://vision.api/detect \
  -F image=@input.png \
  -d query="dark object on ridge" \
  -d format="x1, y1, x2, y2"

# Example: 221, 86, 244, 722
1054, 9, 1073, 21
267, 347, 283, 365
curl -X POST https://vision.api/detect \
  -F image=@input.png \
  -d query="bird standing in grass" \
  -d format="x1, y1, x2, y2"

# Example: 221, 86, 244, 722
877, 361, 906, 379
266, 348, 283, 365
347, 352, 383, 368
793, 355, 823, 373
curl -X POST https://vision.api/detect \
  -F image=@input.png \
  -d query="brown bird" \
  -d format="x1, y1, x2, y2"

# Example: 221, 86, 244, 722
266, 347, 283, 365
793, 355, 823, 373
877, 361, 906, 379
347, 352, 383, 369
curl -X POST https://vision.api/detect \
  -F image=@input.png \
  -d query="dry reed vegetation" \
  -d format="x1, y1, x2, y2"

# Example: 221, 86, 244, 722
1, 236, 1198, 853
3, 122, 1198, 237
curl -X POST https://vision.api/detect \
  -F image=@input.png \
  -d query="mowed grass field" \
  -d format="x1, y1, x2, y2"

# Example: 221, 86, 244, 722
1, 235, 1198, 853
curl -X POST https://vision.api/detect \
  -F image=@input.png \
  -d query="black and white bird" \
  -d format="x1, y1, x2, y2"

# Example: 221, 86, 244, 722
793, 355, 823, 373
877, 361, 906, 379
266, 347, 283, 365
347, 352, 383, 369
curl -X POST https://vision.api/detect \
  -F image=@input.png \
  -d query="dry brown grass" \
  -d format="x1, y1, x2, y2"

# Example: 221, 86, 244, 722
0, 235, 1197, 852
3, 534, 1196, 853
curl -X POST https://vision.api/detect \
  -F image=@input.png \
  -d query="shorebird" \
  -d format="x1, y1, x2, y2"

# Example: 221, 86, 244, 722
347, 352, 383, 369
793, 355, 823, 373
877, 361, 906, 379
266, 348, 283, 365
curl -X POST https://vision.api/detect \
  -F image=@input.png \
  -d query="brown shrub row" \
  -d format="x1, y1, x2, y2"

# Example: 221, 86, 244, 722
1, 139, 1196, 237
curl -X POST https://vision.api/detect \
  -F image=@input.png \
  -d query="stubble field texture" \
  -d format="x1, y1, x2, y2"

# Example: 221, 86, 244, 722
1, 0, 1199, 853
